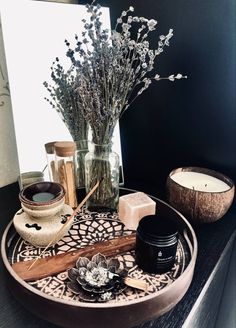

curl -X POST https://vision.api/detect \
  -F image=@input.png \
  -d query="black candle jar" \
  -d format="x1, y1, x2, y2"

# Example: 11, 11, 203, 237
135, 215, 179, 274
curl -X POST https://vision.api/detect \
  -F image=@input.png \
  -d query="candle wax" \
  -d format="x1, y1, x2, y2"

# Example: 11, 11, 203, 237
171, 172, 230, 192
32, 192, 55, 202
119, 192, 156, 230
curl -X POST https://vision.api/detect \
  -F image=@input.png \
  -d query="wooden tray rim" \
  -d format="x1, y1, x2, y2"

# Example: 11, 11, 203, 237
1, 191, 198, 309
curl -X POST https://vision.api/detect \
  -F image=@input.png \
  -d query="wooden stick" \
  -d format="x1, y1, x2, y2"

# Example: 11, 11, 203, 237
12, 233, 136, 281
58, 160, 67, 201
65, 161, 77, 208
124, 277, 148, 292
111, 273, 148, 292
27, 179, 103, 271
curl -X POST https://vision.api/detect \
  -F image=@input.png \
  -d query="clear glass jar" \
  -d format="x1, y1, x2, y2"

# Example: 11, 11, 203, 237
85, 142, 119, 212
74, 139, 89, 189
18, 171, 44, 190
44, 141, 58, 182
54, 141, 77, 208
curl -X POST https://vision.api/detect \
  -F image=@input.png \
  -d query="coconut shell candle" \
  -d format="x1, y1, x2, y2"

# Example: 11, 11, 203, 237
166, 167, 235, 224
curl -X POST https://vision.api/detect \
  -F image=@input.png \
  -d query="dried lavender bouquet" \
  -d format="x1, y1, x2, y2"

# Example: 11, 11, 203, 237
54, 1, 186, 209
44, 60, 89, 188
66, 2, 186, 144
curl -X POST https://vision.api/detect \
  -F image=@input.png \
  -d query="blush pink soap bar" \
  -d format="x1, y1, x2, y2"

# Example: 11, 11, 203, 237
118, 192, 156, 230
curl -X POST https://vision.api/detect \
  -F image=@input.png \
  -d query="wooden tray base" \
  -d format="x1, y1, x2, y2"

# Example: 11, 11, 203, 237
1, 189, 197, 328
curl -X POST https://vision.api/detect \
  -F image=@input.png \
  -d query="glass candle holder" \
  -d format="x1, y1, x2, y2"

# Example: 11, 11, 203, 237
18, 171, 44, 190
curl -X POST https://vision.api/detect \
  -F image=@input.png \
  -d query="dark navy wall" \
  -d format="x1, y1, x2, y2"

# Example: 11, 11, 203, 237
79, 0, 236, 190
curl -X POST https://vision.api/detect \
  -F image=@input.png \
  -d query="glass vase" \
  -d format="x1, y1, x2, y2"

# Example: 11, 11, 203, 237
85, 143, 119, 212
74, 140, 89, 189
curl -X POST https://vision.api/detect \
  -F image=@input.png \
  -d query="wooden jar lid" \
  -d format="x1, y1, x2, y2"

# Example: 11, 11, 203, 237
54, 142, 76, 157
44, 141, 58, 154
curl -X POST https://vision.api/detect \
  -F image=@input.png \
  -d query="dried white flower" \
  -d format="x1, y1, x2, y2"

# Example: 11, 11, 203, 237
176, 73, 187, 79
164, 29, 174, 46
168, 75, 175, 81
132, 16, 140, 22
127, 16, 133, 24
147, 19, 157, 31
140, 17, 148, 23
167, 74, 187, 81
122, 23, 130, 32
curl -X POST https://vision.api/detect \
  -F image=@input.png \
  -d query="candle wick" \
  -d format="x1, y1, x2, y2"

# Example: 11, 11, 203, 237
205, 184, 207, 187
192, 186, 195, 190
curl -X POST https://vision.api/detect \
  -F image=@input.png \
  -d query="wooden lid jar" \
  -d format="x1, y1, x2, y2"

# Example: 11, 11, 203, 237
54, 141, 76, 157
54, 141, 77, 208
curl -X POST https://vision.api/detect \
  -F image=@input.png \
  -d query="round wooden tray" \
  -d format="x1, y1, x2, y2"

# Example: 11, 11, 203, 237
1, 188, 197, 328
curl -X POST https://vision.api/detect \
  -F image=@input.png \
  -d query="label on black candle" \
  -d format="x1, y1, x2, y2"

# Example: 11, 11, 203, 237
156, 247, 176, 263
135, 236, 178, 273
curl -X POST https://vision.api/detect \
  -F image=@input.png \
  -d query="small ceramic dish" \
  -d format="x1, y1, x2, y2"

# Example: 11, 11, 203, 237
13, 204, 73, 247
15, 182, 74, 247
19, 182, 65, 219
